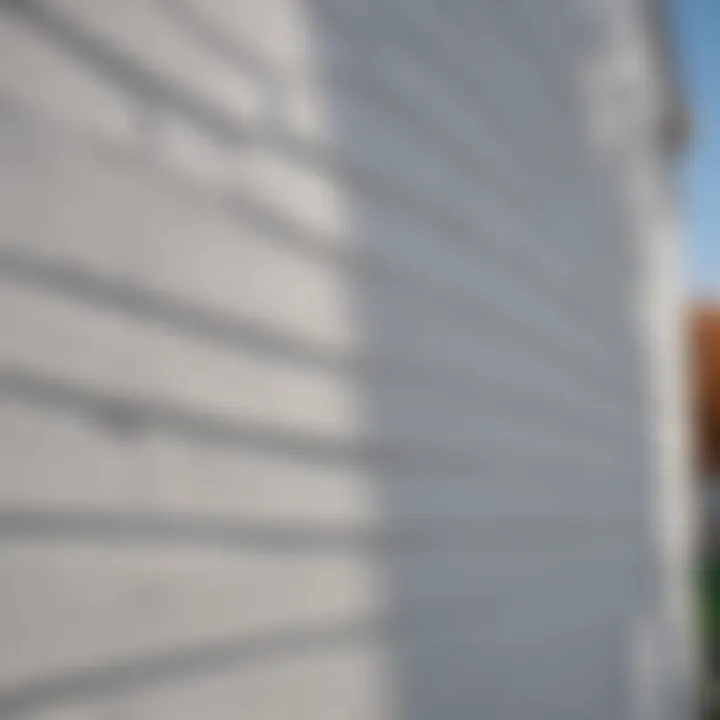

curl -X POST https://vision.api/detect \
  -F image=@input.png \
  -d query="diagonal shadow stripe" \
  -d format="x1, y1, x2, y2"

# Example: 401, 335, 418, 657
0, 508, 635, 554
0, 0, 246, 145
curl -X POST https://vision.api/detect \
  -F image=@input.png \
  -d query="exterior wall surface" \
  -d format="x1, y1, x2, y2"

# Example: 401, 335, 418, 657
0, 1, 694, 719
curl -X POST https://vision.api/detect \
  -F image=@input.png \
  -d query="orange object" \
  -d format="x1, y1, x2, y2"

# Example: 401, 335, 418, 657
692, 303, 720, 478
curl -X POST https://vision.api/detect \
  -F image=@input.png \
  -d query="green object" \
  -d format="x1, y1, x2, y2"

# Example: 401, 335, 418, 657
700, 558, 720, 657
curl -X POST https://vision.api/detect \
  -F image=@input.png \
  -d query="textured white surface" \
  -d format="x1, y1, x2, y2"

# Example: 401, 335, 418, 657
0, 0, 693, 718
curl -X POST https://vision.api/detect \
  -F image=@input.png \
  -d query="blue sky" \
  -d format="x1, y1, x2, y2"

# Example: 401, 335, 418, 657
667, 0, 720, 294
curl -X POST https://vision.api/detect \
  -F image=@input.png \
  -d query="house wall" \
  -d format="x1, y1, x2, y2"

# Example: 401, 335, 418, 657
0, 0, 694, 718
